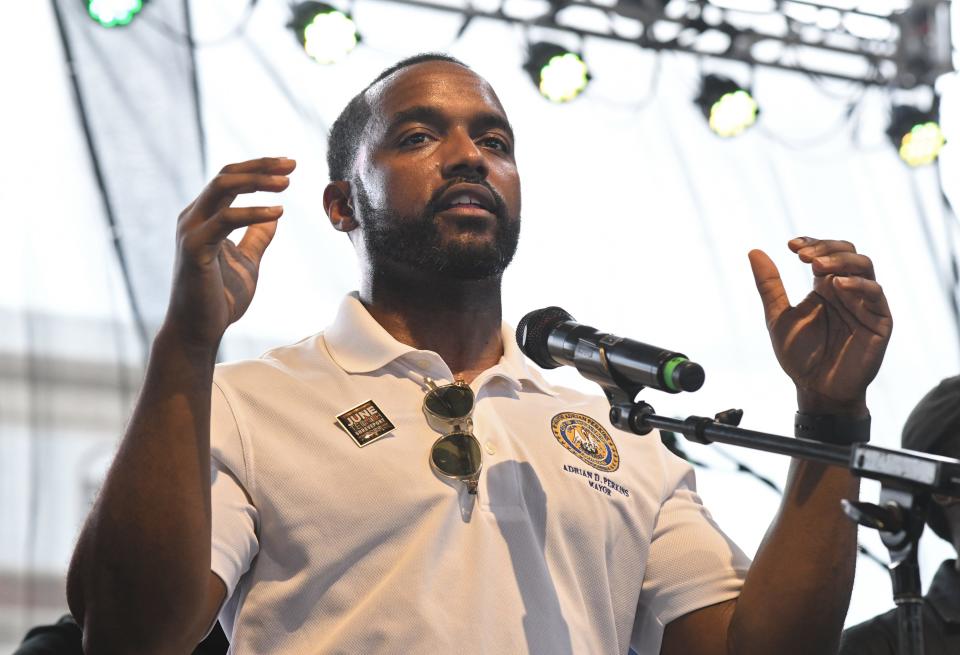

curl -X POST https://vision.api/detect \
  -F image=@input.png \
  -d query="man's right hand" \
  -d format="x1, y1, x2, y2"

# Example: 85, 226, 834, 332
165, 156, 297, 349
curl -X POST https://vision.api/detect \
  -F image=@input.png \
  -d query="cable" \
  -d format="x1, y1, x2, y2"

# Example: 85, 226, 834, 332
50, 0, 150, 359
632, 52, 663, 111
908, 168, 960, 344
935, 163, 960, 358
137, 0, 260, 47
660, 430, 889, 569
183, 0, 207, 174
239, 32, 330, 133
757, 91, 866, 151
584, 51, 663, 112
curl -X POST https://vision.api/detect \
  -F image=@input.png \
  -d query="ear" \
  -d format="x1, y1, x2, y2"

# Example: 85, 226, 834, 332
323, 181, 358, 232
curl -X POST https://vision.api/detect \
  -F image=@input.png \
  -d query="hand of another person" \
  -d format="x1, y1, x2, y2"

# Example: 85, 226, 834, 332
749, 237, 893, 415
165, 156, 296, 350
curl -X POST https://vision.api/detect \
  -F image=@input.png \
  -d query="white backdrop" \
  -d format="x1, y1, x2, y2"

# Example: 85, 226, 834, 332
2, 0, 959, 649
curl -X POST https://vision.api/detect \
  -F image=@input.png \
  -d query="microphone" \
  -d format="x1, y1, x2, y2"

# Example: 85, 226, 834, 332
516, 306, 705, 394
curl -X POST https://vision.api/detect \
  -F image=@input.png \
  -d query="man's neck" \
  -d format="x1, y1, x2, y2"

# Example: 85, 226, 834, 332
360, 267, 505, 383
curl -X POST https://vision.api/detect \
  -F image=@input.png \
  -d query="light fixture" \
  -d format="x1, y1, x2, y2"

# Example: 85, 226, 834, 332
694, 74, 759, 138
887, 104, 946, 167
290, 1, 359, 64
524, 43, 590, 103
86, 0, 146, 27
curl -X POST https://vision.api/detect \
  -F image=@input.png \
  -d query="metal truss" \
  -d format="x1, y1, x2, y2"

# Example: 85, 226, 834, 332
374, 0, 954, 88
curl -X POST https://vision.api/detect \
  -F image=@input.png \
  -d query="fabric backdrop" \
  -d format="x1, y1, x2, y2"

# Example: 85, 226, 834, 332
1, 0, 958, 648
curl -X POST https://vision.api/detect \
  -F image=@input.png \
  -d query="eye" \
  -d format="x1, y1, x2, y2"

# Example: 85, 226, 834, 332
399, 132, 431, 147
480, 135, 511, 153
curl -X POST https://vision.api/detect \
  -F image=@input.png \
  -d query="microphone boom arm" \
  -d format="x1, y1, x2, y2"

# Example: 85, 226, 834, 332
609, 401, 960, 497
608, 397, 960, 655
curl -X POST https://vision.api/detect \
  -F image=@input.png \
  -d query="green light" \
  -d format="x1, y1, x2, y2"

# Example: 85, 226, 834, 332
695, 75, 760, 138
709, 90, 759, 138
303, 10, 357, 63
87, 0, 143, 28
524, 43, 590, 103
899, 122, 945, 167
539, 53, 589, 103
291, 2, 358, 64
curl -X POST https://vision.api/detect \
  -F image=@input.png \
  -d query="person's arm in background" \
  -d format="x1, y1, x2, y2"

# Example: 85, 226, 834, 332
661, 237, 893, 655
65, 157, 296, 655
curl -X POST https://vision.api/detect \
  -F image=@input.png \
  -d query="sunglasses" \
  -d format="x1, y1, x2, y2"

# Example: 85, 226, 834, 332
422, 378, 482, 494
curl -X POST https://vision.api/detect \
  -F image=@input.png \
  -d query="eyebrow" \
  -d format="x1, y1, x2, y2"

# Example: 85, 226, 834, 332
385, 105, 515, 143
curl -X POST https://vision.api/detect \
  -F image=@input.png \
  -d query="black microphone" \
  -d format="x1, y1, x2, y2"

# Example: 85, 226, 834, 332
516, 306, 705, 394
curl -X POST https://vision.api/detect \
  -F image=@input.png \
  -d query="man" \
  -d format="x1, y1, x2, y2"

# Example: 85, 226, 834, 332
840, 376, 960, 654
66, 53, 893, 654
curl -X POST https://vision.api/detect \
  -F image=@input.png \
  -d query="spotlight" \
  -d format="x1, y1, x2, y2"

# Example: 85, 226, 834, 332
887, 105, 946, 167
86, 0, 146, 27
695, 75, 759, 138
524, 43, 590, 103
290, 1, 359, 64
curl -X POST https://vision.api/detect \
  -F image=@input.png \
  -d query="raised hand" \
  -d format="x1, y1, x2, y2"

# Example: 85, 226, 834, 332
749, 237, 893, 415
165, 156, 296, 349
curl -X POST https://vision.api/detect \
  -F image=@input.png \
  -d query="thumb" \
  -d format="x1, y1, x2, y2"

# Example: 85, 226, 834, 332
748, 249, 791, 328
238, 219, 280, 265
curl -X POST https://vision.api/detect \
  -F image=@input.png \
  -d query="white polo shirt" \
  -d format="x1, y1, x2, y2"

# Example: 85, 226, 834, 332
209, 294, 750, 654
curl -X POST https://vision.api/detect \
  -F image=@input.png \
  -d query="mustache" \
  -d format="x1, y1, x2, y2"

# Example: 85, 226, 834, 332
425, 178, 508, 217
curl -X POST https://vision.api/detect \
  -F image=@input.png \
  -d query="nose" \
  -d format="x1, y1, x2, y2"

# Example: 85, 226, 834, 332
440, 128, 488, 181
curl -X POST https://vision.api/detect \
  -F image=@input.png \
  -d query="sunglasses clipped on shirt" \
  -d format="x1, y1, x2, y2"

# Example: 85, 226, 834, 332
422, 378, 483, 494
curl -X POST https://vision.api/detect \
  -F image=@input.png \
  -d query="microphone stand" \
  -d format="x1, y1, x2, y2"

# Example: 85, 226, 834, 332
569, 339, 959, 655
608, 397, 953, 655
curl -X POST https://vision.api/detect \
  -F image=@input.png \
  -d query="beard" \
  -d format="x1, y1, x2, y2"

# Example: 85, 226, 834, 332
355, 178, 520, 281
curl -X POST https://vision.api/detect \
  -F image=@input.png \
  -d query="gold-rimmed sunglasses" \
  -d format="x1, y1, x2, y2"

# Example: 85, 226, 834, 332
422, 378, 482, 494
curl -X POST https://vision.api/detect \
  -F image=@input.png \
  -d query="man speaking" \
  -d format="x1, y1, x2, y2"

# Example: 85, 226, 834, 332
66, 54, 893, 654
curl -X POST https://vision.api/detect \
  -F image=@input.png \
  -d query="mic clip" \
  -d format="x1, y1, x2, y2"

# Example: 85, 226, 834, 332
572, 337, 646, 408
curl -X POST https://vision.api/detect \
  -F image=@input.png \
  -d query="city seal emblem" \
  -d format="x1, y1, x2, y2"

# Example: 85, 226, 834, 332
551, 412, 619, 472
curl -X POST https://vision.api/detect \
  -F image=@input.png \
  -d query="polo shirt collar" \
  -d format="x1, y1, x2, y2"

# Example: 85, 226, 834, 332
324, 293, 416, 374
323, 293, 558, 396
926, 559, 960, 626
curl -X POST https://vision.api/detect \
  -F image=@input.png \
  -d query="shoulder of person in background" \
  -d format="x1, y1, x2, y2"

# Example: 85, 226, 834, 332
14, 614, 228, 655
839, 606, 899, 655
13, 615, 82, 655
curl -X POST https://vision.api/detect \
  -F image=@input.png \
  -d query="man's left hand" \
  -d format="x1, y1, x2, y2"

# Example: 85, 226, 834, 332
749, 237, 893, 415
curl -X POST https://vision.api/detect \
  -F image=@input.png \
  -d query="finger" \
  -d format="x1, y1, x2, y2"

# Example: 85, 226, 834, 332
194, 206, 284, 246
811, 252, 876, 280
219, 157, 297, 176
787, 236, 814, 252
793, 239, 857, 262
832, 276, 892, 322
238, 220, 280, 264
192, 173, 290, 219
749, 249, 791, 327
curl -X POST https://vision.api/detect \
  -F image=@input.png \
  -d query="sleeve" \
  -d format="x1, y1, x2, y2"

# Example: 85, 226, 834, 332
631, 462, 751, 653
206, 380, 260, 637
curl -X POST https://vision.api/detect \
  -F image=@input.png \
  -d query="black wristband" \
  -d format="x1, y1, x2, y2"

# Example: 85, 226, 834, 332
794, 412, 871, 445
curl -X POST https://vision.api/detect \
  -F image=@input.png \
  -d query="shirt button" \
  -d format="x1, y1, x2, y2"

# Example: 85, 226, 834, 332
485, 441, 497, 455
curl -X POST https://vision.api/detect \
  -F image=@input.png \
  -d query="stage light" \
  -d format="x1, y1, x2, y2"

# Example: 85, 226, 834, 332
524, 43, 590, 103
86, 0, 145, 27
695, 75, 759, 138
290, 1, 359, 64
887, 105, 945, 167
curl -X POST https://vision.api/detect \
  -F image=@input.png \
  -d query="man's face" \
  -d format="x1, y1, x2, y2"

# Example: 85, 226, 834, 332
352, 61, 522, 280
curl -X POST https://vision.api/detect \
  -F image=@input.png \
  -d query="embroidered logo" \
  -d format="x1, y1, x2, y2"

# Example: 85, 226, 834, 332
551, 412, 619, 472
337, 400, 396, 447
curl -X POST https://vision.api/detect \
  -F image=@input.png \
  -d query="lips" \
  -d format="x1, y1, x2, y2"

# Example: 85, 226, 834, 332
435, 183, 497, 215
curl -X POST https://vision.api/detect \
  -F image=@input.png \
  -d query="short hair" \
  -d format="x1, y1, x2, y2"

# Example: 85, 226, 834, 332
326, 53, 471, 182
901, 375, 960, 542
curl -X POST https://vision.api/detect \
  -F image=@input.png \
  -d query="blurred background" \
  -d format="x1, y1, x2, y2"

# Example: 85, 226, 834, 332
1, 0, 959, 649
